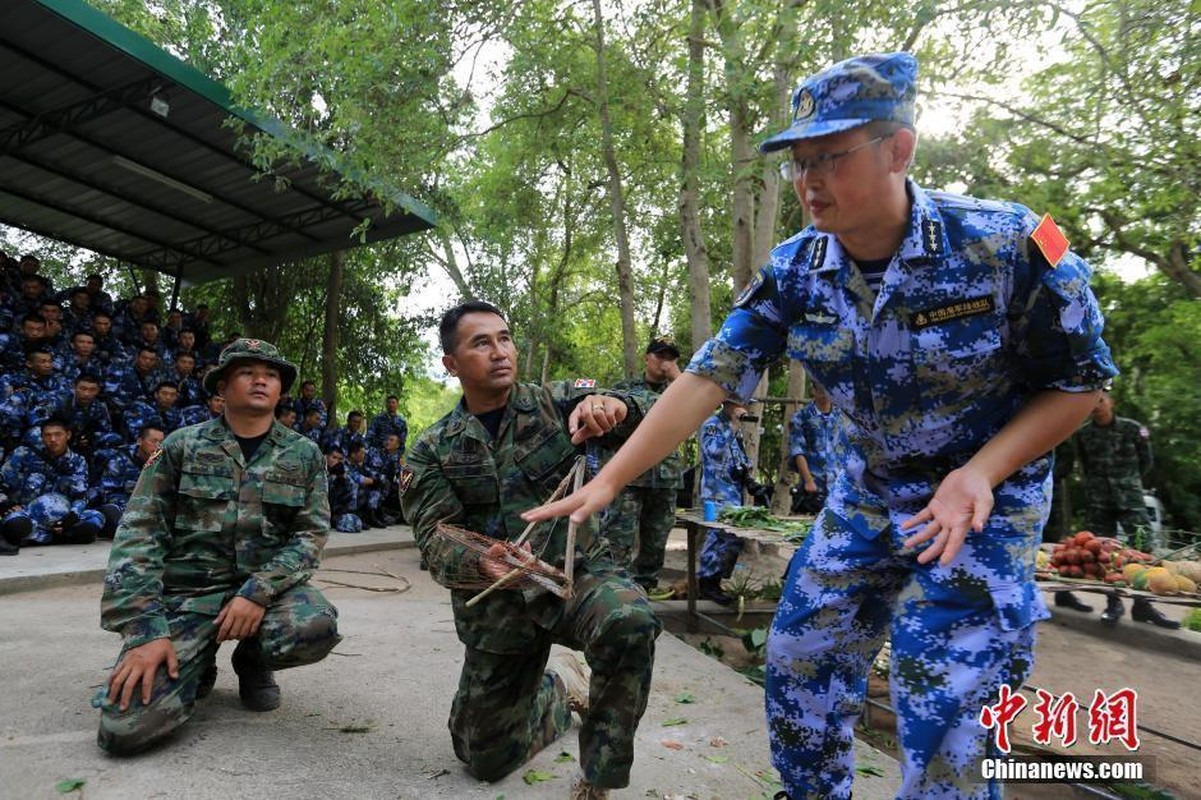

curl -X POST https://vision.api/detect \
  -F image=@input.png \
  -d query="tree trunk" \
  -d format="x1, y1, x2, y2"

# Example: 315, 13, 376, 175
681, 0, 712, 350
592, 0, 638, 376
321, 250, 344, 420
772, 361, 808, 515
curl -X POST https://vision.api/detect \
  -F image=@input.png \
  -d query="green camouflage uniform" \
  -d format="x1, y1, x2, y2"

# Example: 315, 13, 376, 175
600, 377, 683, 590
95, 417, 340, 754
1046, 439, 1076, 543
1073, 416, 1153, 539
401, 381, 662, 790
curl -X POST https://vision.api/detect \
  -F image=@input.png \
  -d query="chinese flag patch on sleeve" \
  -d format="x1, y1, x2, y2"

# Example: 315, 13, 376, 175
1031, 213, 1070, 268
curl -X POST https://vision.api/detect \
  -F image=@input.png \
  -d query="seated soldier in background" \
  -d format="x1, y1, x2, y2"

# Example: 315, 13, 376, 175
92, 425, 165, 539
326, 447, 362, 533
0, 418, 104, 552
95, 338, 340, 755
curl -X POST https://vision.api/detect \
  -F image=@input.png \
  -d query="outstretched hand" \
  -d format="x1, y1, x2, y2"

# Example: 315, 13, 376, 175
567, 395, 628, 445
521, 477, 617, 527
901, 466, 994, 566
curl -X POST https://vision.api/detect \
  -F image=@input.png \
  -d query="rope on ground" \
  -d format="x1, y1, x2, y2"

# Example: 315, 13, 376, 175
315, 565, 412, 594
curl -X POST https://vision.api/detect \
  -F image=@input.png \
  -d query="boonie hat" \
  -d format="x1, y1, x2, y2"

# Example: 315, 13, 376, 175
759, 52, 917, 153
645, 336, 681, 359
203, 337, 298, 394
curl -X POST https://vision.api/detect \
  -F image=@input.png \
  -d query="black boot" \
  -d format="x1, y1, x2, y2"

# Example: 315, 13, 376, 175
1131, 598, 1181, 630
196, 654, 218, 700
1100, 595, 1124, 626
231, 639, 280, 712
698, 577, 734, 606
1054, 591, 1093, 613
0, 538, 17, 556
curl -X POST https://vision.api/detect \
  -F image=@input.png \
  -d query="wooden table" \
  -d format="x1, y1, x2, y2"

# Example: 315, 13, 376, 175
674, 509, 811, 633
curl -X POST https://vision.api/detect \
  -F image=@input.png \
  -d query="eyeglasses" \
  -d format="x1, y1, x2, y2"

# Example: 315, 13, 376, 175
778, 135, 888, 180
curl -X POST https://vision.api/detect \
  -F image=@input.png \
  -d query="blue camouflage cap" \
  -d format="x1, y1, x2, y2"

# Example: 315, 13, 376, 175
759, 52, 917, 153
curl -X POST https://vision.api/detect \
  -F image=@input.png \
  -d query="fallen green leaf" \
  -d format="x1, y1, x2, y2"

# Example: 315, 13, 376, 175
661, 717, 688, 727
704, 755, 729, 764
673, 691, 696, 704
855, 764, 885, 777
553, 752, 576, 763
522, 770, 555, 785
55, 779, 86, 794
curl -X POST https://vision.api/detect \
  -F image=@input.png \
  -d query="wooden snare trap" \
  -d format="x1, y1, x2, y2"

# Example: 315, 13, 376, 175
431, 456, 588, 607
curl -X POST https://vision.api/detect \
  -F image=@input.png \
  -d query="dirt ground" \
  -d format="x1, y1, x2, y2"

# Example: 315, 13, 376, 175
656, 531, 1201, 799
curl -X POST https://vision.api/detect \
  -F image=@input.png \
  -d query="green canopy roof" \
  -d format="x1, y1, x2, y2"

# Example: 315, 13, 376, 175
0, 0, 437, 283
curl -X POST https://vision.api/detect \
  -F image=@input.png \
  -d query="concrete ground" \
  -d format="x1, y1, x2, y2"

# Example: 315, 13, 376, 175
0, 529, 902, 800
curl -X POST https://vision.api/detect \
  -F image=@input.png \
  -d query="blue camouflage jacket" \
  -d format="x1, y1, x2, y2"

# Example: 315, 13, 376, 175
688, 180, 1117, 536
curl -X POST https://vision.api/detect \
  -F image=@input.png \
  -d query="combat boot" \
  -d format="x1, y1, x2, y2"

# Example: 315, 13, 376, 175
196, 653, 218, 700
1131, 598, 1181, 629
231, 638, 280, 712
698, 577, 734, 606
547, 651, 590, 715
0, 539, 17, 556
570, 770, 609, 799
1100, 595, 1124, 626
1054, 591, 1093, 613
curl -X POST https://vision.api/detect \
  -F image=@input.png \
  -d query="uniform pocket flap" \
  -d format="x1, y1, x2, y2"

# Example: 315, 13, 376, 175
263, 479, 306, 507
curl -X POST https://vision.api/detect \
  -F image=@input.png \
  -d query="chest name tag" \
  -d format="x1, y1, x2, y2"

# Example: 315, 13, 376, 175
911, 295, 995, 330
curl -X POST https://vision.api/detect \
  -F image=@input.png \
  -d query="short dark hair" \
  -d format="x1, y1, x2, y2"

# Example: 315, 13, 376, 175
138, 424, 164, 439
155, 380, 178, 393
386, 394, 399, 402
86, 272, 102, 281
21, 313, 46, 327
138, 346, 158, 358
92, 310, 111, 321
71, 329, 95, 341
348, 410, 363, 419
75, 373, 101, 386
41, 417, 69, 433
175, 350, 195, 361
348, 442, 366, 455
39, 298, 62, 309
439, 300, 506, 354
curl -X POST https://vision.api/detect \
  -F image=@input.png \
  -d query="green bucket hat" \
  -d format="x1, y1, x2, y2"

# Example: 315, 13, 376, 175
203, 337, 298, 394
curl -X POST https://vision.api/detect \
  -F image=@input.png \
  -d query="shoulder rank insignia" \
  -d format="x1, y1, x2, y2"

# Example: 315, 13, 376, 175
574, 378, 596, 389
143, 447, 164, 469
398, 464, 415, 496
1030, 214, 1069, 268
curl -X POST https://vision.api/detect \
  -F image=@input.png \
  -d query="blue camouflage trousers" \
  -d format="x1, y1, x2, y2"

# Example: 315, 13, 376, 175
95, 584, 340, 754
766, 502, 1049, 799
4, 493, 105, 544
699, 527, 743, 580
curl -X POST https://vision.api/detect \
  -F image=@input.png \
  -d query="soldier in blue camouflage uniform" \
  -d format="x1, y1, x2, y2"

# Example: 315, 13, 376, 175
526, 53, 1117, 800
297, 407, 325, 445
367, 394, 408, 452
93, 425, 165, 538
105, 346, 164, 413
94, 338, 340, 755
374, 432, 406, 524
294, 381, 326, 428
89, 312, 127, 369
600, 337, 685, 593
325, 447, 362, 532
346, 442, 385, 527
788, 382, 844, 514
323, 409, 368, 455
182, 393, 224, 427
696, 400, 754, 604
0, 418, 105, 550
59, 374, 123, 464
402, 301, 661, 800
0, 344, 72, 445
123, 381, 184, 441
1072, 391, 1175, 628
168, 351, 205, 410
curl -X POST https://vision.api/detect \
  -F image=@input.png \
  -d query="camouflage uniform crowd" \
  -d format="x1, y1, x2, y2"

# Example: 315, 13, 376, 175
0, 252, 408, 555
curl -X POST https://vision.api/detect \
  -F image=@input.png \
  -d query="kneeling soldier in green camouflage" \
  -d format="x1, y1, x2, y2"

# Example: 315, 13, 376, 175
94, 338, 341, 755
402, 301, 662, 800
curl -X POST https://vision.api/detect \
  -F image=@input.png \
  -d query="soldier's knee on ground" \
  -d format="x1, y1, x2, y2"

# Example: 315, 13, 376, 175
96, 702, 190, 756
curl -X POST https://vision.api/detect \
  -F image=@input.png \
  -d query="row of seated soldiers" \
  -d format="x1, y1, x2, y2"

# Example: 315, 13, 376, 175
0, 397, 409, 556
